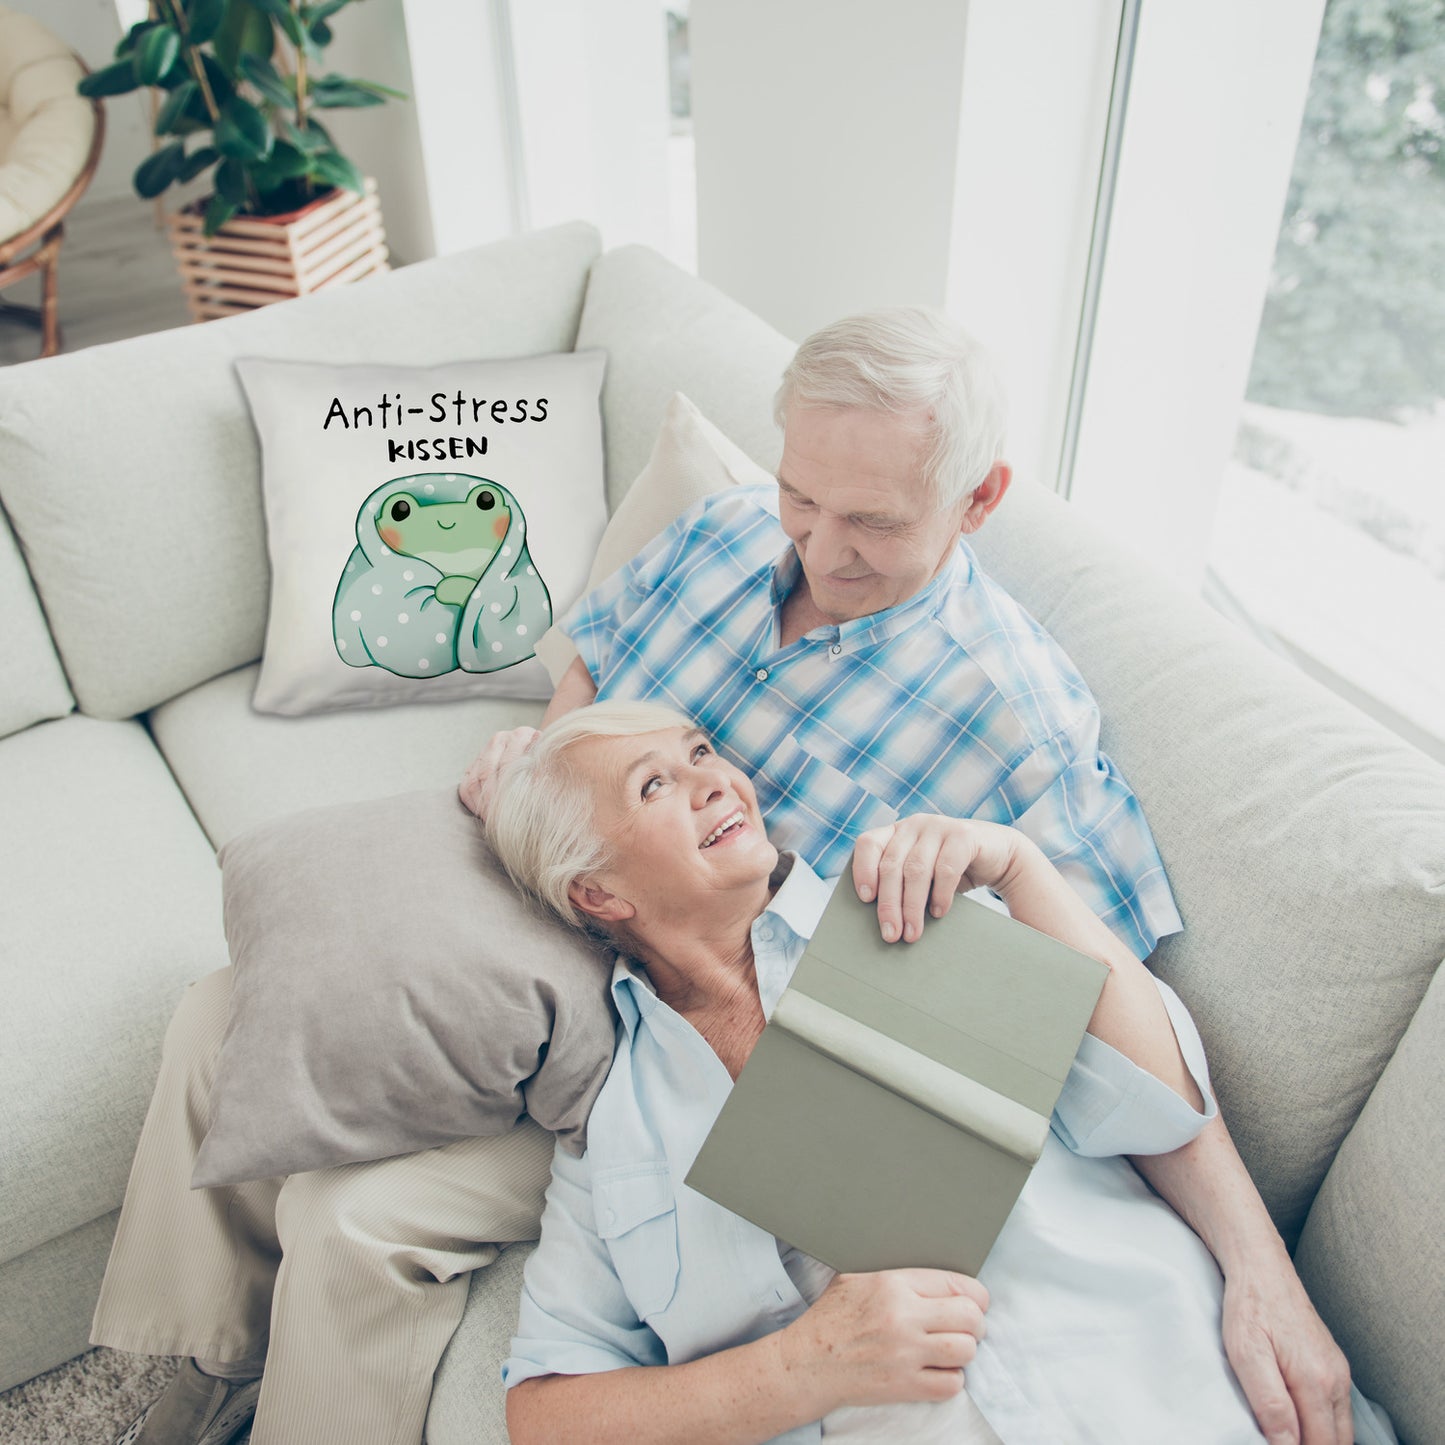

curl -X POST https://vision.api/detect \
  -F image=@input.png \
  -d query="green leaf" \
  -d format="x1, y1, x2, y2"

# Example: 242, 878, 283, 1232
309, 148, 363, 194
155, 79, 198, 134
115, 20, 156, 59
349, 78, 408, 101
214, 0, 275, 75
263, 139, 311, 178
178, 145, 220, 182
133, 142, 186, 199
308, 18, 332, 47
199, 53, 236, 107
247, 0, 306, 45
134, 25, 181, 86
309, 74, 384, 108
302, 0, 351, 23
215, 95, 274, 160
281, 115, 332, 153
186, 0, 227, 47
239, 53, 295, 107
79, 60, 142, 98
215, 156, 250, 204
203, 193, 239, 235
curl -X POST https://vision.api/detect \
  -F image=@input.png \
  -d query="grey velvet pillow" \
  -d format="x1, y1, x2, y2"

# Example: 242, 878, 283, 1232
192, 788, 617, 1188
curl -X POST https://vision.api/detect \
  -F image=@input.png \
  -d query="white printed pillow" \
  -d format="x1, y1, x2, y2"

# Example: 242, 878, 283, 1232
236, 351, 607, 715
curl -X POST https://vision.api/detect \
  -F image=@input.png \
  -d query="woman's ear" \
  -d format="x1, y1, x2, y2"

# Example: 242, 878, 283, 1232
567, 879, 635, 924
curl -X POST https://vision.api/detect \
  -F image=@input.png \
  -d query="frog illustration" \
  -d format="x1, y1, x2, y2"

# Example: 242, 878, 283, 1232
332, 472, 552, 678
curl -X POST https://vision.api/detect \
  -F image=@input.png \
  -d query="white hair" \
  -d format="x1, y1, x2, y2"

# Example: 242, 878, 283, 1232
487, 700, 696, 931
774, 307, 1008, 510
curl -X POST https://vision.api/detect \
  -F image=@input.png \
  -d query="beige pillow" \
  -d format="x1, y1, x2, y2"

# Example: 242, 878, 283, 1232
193, 788, 617, 1187
534, 392, 774, 683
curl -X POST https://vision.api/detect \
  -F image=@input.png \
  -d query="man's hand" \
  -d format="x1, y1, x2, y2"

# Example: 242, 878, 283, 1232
1221, 1262, 1353, 1445
458, 726, 540, 821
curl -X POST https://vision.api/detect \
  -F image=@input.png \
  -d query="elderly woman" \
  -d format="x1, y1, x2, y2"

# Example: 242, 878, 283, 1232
485, 701, 1339, 1445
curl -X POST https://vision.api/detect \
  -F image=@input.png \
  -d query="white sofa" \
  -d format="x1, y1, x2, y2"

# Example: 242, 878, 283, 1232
0, 222, 1441, 1444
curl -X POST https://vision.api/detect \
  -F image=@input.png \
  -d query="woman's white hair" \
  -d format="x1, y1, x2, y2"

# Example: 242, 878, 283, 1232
487, 699, 697, 932
774, 307, 1007, 510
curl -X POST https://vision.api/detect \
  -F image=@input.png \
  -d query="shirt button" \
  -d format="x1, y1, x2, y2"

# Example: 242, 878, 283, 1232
755, 668, 769, 681
830, 644, 842, 655
756, 924, 773, 943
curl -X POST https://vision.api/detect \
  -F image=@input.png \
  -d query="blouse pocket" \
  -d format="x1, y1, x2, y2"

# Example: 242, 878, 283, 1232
593, 1163, 681, 1321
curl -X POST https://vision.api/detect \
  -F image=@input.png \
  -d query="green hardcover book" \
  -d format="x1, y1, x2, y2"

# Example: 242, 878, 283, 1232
684, 886, 1110, 1276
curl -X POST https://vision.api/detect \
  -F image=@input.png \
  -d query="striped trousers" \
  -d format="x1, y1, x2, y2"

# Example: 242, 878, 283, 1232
91, 968, 554, 1445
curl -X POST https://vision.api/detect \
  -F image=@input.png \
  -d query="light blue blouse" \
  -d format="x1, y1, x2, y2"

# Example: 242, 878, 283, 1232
505, 858, 1269, 1443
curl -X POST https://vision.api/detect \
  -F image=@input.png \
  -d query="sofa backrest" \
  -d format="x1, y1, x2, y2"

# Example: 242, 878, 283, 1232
0, 500, 72, 738
972, 479, 1445, 1245
0, 221, 602, 721
575, 245, 795, 511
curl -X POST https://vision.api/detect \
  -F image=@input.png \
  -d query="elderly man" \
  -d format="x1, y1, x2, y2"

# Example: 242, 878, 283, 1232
95, 310, 1350, 1445
462, 309, 1353, 1445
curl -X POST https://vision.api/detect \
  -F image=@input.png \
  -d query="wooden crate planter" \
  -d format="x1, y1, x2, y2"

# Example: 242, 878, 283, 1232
166, 179, 389, 322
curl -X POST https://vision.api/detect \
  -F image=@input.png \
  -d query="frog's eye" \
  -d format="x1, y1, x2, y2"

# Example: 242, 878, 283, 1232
474, 490, 496, 511
388, 498, 412, 522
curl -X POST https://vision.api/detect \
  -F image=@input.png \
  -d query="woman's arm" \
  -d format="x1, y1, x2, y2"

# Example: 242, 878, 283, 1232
509, 1269, 987, 1445
851, 815, 1202, 1108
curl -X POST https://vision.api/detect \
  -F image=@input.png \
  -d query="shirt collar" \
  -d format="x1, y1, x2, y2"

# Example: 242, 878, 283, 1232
767, 541, 973, 651
609, 851, 836, 1037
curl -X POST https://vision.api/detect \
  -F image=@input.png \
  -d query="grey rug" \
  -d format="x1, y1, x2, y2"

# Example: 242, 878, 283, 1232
0, 1350, 213, 1445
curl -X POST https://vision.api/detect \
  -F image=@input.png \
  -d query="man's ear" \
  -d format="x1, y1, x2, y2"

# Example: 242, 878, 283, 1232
959, 462, 1012, 536
567, 879, 635, 924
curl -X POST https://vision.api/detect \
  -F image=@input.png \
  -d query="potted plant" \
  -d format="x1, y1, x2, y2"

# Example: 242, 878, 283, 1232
79, 0, 404, 319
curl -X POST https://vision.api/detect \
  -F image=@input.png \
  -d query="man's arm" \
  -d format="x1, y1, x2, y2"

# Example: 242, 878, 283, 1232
544, 654, 599, 725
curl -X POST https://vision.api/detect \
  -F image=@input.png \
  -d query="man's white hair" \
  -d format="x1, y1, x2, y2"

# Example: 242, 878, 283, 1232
487, 700, 696, 931
774, 307, 1008, 510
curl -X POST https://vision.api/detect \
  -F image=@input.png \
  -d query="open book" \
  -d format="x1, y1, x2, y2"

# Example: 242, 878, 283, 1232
684, 883, 1109, 1275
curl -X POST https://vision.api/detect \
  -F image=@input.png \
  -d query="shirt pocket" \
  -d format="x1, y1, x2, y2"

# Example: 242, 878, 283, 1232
593, 1163, 681, 1321
758, 732, 898, 865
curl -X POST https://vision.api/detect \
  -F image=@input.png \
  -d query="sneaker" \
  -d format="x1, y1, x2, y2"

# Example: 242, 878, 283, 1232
112, 1358, 262, 1445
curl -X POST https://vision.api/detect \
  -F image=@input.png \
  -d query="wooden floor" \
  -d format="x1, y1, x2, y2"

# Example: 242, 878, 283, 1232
0, 194, 193, 366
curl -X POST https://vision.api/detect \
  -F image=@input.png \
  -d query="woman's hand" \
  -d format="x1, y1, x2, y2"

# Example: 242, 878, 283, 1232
458, 726, 540, 821
779, 1269, 989, 1412
852, 815, 1029, 942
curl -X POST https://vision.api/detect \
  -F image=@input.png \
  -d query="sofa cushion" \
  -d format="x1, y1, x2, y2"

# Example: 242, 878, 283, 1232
968, 478, 1445, 1244
427, 1242, 535, 1445
0, 715, 226, 1267
236, 350, 607, 715
0, 221, 601, 721
575, 245, 795, 510
148, 663, 541, 849
1295, 958, 1445, 1445
0, 501, 71, 738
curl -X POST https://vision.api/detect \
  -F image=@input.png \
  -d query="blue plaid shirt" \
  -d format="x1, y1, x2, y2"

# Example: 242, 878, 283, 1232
564, 485, 1181, 959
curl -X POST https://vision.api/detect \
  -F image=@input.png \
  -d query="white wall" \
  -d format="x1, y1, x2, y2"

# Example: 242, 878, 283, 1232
509, 0, 671, 253
690, 0, 972, 342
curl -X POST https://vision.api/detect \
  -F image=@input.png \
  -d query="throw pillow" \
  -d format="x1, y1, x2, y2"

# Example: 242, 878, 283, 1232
534, 391, 774, 683
236, 351, 608, 716
192, 788, 617, 1188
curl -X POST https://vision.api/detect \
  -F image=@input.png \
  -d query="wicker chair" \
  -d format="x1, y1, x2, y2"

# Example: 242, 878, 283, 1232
0, 7, 104, 359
